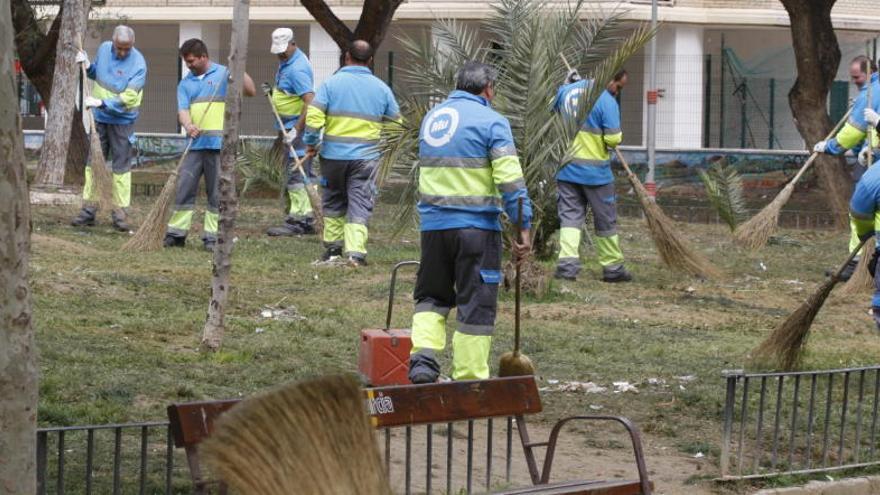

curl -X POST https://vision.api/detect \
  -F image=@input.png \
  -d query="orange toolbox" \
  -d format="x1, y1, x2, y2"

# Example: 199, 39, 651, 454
358, 261, 419, 386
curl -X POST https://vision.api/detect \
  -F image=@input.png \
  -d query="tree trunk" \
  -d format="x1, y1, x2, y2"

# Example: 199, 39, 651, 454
12, 0, 89, 185
300, 0, 404, 53
780, 0, 851, 226
201, 0, 250, 351
0, 2, 37, 491
33, 0, 85, 187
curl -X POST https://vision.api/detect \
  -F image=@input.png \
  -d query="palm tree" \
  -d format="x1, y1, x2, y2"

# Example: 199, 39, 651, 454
380, 0, 654, 260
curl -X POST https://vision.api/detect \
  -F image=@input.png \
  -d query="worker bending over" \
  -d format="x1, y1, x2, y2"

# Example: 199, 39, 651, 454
408, 61, 533, 383
71, 25, 146, 232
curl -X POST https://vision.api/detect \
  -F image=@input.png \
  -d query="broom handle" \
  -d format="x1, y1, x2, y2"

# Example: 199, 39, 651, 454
264, 90, 315, 188
786, 107, 855, 187
514, 197, 523, 356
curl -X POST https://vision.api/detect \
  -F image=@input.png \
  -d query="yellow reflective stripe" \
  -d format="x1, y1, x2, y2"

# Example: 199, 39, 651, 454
82, 166, 95, 201
273, 89, 304, 118
837, 122, 867, 150
91, 83, 116, 101
287, 188, 313, 216
595, 235, 624, 266
119, 88, 143, 110
168, 210, 194, 231
558, 227, 581, 259
204, 211, 219, 234
451, 332, 491, 380
419, 166, 498, 198
849, 212, 880, 240
344, 223, 368, 255
323, 216, 345, 243
603, 131, 623, 149
113, 172, 131, 208
190, 101, 226, 131
411, 311, 447, 351
324, 115, 382, 140
306, 105, 326, 131
490, 155, 524, 186
571, 130, 611, 161
849, 220, 862, 252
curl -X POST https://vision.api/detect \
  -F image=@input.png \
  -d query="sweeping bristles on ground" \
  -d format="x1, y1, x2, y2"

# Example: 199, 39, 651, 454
733, 108, 852, 250
840, 243, 874, 295
121, 83, 221, 252
752, 237, 870, 371
615, 149, 720, 279
201, 374, 390, 495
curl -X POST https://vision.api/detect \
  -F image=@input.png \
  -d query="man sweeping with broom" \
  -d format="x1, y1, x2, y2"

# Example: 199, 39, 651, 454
264, 27, 319, 237
812, 55, 880, 280
407, 61, 533, 384
164, 39, 256, 250
70, 25, 146, 232
553, 69, 632, 283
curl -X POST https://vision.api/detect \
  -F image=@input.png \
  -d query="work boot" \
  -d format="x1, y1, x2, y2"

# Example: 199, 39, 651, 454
408, 353, 441, 384
602, 265, 633, 283
111, 210, 131, 232
266, 218, 305, 237
321, 245, 343, 261
299, 217, 317, 235
70, 206, 97, 227
163, 234, 186, 248
347, 255, 368, 267
553, 268, 576, 282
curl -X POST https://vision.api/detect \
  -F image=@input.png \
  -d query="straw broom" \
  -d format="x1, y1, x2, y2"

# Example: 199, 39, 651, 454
201, 375, 390, 495
842, 54, 879, 294
615, 149, 721, 278
79, 49, 115, 213
261, 85, 324, 237
734, 108, 853, 250
121, 83, 221, 252
752, 236, 871, 371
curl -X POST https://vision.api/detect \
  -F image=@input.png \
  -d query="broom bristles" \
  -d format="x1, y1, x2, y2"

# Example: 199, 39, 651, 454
87, 128, 116, 212
840, 244, 874, 295
201, 375, 390, 495
626, 170, 721, 279
752, 278, 838, 371
733, 183, 796, 250
305, 183, 325, 237
120, 171, 178, 252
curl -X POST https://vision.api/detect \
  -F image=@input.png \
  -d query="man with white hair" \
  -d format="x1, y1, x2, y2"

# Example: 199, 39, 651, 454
71, 25, 147, 232
265, 27, 318, 237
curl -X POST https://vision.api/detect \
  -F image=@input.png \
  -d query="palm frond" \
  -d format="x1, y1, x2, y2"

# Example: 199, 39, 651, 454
699, 160, 746, 231
237, 140, 285, 195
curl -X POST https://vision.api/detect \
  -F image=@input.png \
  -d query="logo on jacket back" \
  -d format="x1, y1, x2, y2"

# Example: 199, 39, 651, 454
563, 88, 584, 117
423, 107, 459, 147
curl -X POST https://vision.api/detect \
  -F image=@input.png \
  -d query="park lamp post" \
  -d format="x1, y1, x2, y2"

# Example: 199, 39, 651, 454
645, 0, 658, 201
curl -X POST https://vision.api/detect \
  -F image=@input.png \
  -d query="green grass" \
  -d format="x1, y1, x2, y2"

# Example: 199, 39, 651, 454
29, 188, 880, 493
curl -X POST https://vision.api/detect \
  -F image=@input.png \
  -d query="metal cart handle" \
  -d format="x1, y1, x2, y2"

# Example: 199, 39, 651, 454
385, 261, 420, 331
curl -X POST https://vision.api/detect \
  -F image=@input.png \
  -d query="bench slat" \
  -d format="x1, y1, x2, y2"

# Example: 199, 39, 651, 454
494, 479, 651, 495
366, 376, 542, 428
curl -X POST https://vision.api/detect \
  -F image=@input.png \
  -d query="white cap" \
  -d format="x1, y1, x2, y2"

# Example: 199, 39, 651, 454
270, 28, 294, 54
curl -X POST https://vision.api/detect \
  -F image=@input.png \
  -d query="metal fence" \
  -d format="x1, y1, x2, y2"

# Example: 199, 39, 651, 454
36, 417, 535, 494
617, 203, 838, 231
719, 366, 880, 480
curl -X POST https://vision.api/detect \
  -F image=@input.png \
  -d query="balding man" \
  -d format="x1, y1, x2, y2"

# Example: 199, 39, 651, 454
71, 25, 147, 232
303, 39, 401, 266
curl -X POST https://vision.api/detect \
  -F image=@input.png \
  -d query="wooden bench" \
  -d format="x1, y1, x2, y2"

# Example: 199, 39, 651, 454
168, 376, 652, 494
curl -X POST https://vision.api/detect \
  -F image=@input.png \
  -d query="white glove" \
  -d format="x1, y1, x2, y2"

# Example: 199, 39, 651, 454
75, 50, 90, 69
858, 146, 873, 166
283, 127, 297, 145
84, 96, 103, 109
865, 108, 880, 128
565, 69, 582, 84
813, 140, 828, 154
